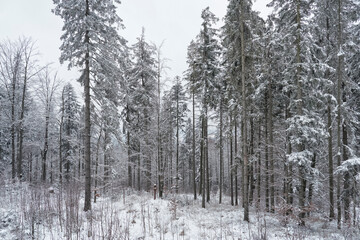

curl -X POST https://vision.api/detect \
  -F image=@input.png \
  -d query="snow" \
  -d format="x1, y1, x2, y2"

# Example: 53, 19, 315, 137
336, 157, 360, 174
0, 182, 358, 239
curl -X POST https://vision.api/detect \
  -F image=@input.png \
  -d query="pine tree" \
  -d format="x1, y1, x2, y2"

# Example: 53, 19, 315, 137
169, 77, 188, 193
53, 0, 125, 211
60, 83, 80, 183
191, 7, 221, 207
269, 0, 328, 224
185, 39, 202, 200
129, 28, 157, 191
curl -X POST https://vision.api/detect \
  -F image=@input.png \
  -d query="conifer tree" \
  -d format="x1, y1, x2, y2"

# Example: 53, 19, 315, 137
53, 0, 125, 211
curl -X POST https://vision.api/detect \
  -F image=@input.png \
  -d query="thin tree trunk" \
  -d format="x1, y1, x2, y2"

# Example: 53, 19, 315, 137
240, 0, 249, 221
265, 90, 269, 212
326, 13, 335, 220
343, 122, 350, 222
308, 153, 316, 216
94, 127, 102, 203
235, 122, 238, 206
268, 77, 275, 213
83, 0, 92, 212
11, 70, 17, 179
230, 118, 234, 206
249, 118, 255, 206
42, 107, 49, 182
192, 92, 197, 200
201, 116, 206, 208
176, 91, 179, 194
17, 67, 28, 180
59, 89, 64, 185
257, 120, 261, 210
205, 106, 210, 203
127, 111, 132, 188
157, 48, 163, 198
328, 101, 335, 219
336, 0, 343, 229
285, 94, 293, 209
103, 127, 110, 188
219, 97, 223, 204
138, 142, 141, 191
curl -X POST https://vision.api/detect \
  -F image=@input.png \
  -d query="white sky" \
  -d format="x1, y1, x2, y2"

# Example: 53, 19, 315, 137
0, 0, 272, 83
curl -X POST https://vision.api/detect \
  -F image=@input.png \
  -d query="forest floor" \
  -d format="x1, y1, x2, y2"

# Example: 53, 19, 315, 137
0, 181, 359, 239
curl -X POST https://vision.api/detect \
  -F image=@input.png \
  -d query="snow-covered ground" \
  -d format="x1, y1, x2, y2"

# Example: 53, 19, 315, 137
0, 182, 359, 239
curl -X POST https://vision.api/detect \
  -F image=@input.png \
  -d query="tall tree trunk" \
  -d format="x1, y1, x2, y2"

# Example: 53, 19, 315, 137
176, 92, 179, 194
296, 0, 306, 226
127, 106, 132, 188
157, 47, 163, 198
103, 127, 110, 188
219, 97, 223, 204
42, 106, 49, 182
192, 92, 197, 200
230, 117, 234, 206
137, 142, 141, 191
308, 153, 316, 217
336, 0, 343, 229
205, 105, 210, 203
265, 90, 269, 212
325, 10, 335, 221
328, 101, 335, 219
269, 76, 275, 213
11, 68, 17, 179
249, 118, 255, 206
326, 12, 335, 220
285, 94, 293, 209
343, 122, 350, 222
59, 89, 64, 185
94, 128, 102, 203
240, 1, 249, 221
235, 122, 238, 206
17, 68, 28, 180
83, 0, 92, 212
257, 120, 261, 210
201, 116, 206, 208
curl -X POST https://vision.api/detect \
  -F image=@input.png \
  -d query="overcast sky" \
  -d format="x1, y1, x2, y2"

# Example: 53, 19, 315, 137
0, 0, 272, 84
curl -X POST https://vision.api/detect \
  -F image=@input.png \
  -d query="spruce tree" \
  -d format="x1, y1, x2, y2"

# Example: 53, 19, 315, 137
53, 0, 125, 211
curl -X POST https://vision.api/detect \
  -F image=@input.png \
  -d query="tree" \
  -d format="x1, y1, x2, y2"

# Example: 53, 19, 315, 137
222, 0, 264, 220
53, 0, 125, 211
185, 39, 201, 200
0, 39, 23, 179
269, 0, 329, 225
154, 41, 169, 198
36, 68, 60, 182
168, 77, 188, 193
129, 28, 157, 191
59, 83, 80, 183
190, 7, 221, 207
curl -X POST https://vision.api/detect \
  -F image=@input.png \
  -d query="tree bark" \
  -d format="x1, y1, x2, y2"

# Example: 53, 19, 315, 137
235, 122, 238, 206
336, 0, 343, 228
83, 0, 92, 212
326, 12, 335, 220
240, 0, 249, 221
269, 76, 275, 213
219, 97, 223, 204
42, 105, 49, 182
176, 88, 179, 194
295, 0, 306, 226
59, 88, 64, 185
256, 119, 261, 210
192, 92, 197, 200
201, 115, 206, 208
